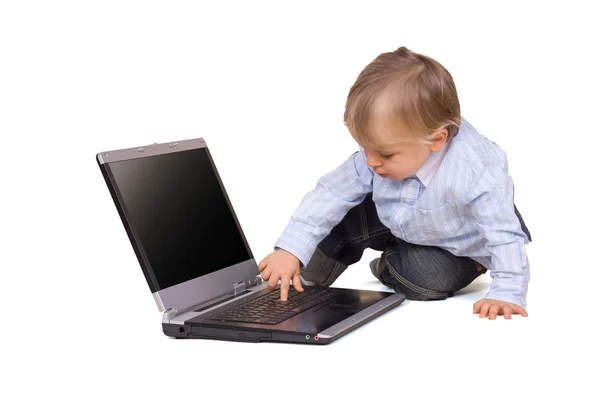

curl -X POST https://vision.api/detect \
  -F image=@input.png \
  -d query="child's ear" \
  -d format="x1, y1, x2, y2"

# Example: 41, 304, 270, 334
427, 128, 448, 152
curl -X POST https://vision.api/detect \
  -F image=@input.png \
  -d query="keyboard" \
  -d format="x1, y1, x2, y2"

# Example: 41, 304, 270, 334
209, 287, 339, 325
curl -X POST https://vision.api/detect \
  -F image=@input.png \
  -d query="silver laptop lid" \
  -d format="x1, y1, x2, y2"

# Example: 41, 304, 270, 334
97, 138, 259, 312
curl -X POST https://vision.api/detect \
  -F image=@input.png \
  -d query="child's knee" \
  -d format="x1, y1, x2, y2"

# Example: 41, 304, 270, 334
383, 244, 479, 294
380, 264, 453, 300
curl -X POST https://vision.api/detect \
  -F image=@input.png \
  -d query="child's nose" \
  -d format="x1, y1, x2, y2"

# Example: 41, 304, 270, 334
365, 152, 383, 167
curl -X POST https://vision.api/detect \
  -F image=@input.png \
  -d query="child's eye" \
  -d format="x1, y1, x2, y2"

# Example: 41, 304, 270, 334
381, 154, 394, 160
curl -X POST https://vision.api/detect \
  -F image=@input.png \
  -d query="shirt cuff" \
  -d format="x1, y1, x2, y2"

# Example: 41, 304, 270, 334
274, 236, 315, 268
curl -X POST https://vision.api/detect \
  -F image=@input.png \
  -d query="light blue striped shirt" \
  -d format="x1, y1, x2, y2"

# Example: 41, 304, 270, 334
275, 117, 531, 308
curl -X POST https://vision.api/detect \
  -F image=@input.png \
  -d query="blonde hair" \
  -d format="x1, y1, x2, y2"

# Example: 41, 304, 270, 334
343, 46, 460, 146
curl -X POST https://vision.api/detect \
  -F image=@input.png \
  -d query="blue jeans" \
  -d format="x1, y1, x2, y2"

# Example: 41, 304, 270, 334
300, 193, 531, 300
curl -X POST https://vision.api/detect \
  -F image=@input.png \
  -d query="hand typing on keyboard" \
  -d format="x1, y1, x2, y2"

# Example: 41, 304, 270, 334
258, 248, 304, 301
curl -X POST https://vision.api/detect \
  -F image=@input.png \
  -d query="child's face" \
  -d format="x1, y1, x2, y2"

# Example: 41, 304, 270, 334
362, 141, 432, 180
358, 128, 448, 181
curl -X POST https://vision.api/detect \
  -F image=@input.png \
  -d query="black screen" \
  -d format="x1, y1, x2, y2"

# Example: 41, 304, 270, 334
107, 148, 252, 290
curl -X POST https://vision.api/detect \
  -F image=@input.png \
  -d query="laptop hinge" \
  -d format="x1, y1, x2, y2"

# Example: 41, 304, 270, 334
163, 308, 178, 321
234, 275, 262, 296
162, 275, 263, 323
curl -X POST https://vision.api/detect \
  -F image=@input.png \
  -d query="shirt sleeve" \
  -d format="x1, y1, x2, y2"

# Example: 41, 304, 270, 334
466, 157, 531, 308
274, 148, 374, 267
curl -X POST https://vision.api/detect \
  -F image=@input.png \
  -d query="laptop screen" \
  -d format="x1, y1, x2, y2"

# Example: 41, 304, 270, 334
105, 147, 252, 290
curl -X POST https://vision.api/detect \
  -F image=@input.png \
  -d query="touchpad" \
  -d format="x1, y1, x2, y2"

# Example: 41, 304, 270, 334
317, 303, 358, 315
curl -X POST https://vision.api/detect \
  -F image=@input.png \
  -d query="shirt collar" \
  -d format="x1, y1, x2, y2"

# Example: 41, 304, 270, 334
414, 141, 449, 187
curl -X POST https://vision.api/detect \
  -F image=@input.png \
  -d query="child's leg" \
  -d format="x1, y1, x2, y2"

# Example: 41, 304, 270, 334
300, 192, 397, 286
301, 194, 526, 294
377, 240, 486, 300
374, 203, 530, 300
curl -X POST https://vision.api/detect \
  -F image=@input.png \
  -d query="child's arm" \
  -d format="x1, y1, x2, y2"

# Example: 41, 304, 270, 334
466, 158, 531, 319
275, 148, 374, 263
262, 148, 374, 300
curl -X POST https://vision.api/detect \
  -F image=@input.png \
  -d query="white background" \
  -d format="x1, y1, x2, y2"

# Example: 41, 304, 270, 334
1, 1, 599, 399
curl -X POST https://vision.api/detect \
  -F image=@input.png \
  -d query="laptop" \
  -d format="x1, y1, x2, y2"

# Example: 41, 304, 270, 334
96, 137, 405, 344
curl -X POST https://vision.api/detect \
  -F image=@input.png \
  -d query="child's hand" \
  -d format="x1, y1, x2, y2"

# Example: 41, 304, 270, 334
473, 299, 528, 320
257, 249, 303, 301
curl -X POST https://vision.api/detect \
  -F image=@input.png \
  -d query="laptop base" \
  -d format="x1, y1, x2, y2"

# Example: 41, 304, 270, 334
162, 287, 405, 345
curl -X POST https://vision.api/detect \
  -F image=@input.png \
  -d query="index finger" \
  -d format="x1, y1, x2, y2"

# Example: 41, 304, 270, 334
257, 258, 267, 272
279, 277, 291, 301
